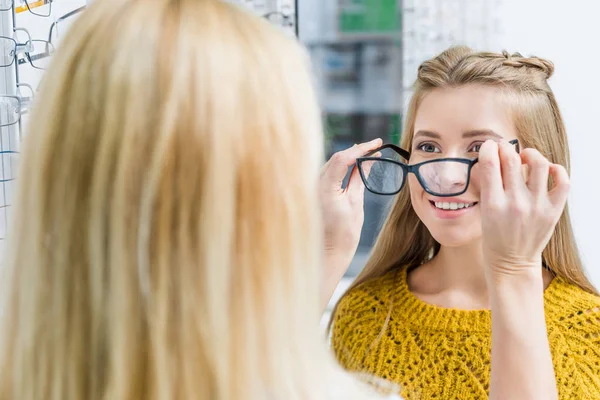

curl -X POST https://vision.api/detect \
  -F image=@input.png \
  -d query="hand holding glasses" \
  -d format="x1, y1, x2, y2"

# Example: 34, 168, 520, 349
356, 139, 520, 197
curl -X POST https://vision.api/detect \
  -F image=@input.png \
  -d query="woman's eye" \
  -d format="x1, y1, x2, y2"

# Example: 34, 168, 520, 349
417, 143, 440, 153
469, 143, 483, 153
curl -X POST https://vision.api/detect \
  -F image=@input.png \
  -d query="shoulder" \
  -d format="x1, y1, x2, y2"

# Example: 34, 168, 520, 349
545, 278, 600, 392
330, 270, 399, 367
545, 277, 600, 328
333, 270, 399, 324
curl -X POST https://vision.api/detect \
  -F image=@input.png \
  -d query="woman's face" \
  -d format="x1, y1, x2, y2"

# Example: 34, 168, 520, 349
409, 85, 518, 247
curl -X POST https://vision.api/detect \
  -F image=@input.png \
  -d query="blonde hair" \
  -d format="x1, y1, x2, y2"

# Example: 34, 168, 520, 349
331, 45, 597, 329
0, 0, 391, 399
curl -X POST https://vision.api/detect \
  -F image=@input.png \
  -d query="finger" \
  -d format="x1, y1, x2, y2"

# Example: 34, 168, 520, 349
477, 140, 504, 202
499, 140, 526, 192
346, 164, 365, 202
547, 163, 570, 208
322, 138, 383, 185
520, 148, 550, 195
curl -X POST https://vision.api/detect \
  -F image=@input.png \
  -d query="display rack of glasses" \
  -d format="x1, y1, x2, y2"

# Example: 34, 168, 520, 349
227, 0, 298, 37
402, 0, 503, 110
0, 0, 86, 258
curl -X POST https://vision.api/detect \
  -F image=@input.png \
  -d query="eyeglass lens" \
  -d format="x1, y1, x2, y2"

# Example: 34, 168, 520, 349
360, 147, 407, 195
417, 160, 469, 196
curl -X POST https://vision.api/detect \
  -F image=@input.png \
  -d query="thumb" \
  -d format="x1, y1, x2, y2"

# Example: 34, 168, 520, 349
346, 164, 365, 204
322, 138, 383, 187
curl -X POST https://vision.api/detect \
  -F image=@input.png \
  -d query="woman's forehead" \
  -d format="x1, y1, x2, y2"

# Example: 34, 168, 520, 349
413, 85, 516, 140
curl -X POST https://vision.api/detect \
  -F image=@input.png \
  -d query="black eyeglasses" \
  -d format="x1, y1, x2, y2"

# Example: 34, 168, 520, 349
356, 139, 520, 197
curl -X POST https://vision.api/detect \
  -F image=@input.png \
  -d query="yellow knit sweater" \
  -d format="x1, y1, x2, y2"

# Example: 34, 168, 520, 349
332, 268, 600, 400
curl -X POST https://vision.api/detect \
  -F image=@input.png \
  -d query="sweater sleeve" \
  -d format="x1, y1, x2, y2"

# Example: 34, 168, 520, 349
551, 292, 600, 399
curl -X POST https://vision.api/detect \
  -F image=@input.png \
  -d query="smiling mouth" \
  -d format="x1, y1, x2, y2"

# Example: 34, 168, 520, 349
429, 200, 478, 210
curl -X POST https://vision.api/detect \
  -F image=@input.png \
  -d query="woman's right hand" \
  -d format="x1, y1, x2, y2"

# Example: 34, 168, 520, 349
320, 139, 382, 258
319, 138, 382, 310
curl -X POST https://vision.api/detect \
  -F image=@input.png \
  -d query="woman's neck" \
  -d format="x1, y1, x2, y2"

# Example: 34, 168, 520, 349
433, 241, 488, 293
408, 240, 553, 310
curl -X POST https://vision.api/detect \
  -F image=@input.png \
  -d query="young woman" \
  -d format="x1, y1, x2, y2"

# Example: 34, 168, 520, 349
329, 46, 600, 399
0, 0, 563, 398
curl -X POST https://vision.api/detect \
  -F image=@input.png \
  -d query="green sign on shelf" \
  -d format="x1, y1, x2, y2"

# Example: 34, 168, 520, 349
338, 0, 400, 34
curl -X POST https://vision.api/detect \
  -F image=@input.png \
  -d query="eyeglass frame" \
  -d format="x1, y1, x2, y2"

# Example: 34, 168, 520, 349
0, 150, 19, 183
47, 5, 86, 46
17, 39, 54, 70
0, 29, 52, 69
356, 138, 520, 197
22, 0, 52, 17
0, 36, 23, 68
0, 0, 53, 16
0, 95, 22, 127
262, 11, 295, 27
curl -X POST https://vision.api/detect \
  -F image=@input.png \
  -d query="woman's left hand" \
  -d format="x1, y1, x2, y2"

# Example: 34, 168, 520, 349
479, 140, 564, 400
478, 139, 570, 280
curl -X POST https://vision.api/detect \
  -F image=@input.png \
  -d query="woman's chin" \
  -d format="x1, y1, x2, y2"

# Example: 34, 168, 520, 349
429, 228, 482, 248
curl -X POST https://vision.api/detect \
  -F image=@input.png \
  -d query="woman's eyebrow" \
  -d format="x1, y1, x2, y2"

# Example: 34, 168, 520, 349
414, 130, 441, 139
414, 129, 503, 140
462, 129, 503, 139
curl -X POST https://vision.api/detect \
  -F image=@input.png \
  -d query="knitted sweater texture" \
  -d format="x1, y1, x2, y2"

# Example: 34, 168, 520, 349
332, 269, 600, 400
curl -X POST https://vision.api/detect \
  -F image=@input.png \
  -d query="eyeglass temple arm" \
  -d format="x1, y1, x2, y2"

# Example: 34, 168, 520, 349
47, 6, 86, 44
509, 138, 520, 153
364, 143, 411, 160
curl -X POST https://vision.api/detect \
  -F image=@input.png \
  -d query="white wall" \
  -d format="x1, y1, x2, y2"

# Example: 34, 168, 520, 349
499, 0, 600, 286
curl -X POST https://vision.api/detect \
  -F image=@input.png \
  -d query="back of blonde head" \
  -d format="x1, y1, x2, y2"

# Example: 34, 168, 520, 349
331, 45, 597, 330
0, 0, 388, 399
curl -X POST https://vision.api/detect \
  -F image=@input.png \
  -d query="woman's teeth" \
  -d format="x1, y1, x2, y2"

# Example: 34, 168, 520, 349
434, 201, 476, 210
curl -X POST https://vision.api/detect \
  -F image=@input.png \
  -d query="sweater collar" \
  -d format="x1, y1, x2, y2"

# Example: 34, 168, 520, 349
390, 267, 567, 332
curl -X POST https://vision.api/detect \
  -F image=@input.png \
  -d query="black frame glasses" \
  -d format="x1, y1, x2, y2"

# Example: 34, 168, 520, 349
357, 139, 520, 197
